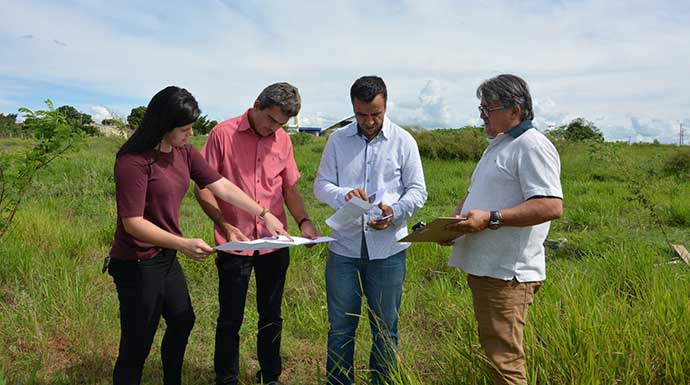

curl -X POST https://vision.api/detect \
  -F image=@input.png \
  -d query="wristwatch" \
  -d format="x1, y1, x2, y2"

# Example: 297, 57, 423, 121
258, 207, 270, 219
488, 210, 503, 230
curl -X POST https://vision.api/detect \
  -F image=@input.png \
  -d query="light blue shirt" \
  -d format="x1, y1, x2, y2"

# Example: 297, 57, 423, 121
314, 116, 428, 259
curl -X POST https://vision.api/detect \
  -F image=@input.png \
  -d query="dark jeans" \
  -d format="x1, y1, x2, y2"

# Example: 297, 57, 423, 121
214, 248, 290, 385
325, 249, 407, 385
108, 249, 196, 385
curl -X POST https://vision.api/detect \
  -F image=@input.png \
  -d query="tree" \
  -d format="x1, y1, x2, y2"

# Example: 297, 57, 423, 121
193, 114, 218, 136
127, 106, 147, 130
0, 113, 26, 137
55, 105, 98, 136
1, 100, 84, 239
563, 117, 604, 142
543, 126, 567, 142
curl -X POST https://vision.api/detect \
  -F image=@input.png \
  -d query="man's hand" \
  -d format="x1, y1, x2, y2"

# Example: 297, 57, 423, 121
367, 202, 394, 231
299, 220, 321, 248
180, 238, 215, 261
264, 212, 292, 240
445, 210, 490, 234
220, 223, 250, 242
345, 188, 368, 202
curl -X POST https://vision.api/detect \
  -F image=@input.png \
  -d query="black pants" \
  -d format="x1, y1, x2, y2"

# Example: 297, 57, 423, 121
108, 249, 196, 385
214, 248, 290, 385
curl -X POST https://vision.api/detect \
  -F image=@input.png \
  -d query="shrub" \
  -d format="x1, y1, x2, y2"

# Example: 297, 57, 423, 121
662, 148, 690, 178
411, 127, 486, 161
291, 132, 313, 146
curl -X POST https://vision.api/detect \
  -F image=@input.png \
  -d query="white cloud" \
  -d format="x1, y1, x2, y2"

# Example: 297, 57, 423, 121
393, 80, 453, 128
0, 0, 689, 142
89, 105, 112, 123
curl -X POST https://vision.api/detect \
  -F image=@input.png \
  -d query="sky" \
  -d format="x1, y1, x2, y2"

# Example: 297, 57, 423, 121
1, 0, 689, 143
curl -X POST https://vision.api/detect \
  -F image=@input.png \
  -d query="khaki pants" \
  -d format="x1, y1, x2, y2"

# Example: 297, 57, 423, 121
467, 274, 542, 385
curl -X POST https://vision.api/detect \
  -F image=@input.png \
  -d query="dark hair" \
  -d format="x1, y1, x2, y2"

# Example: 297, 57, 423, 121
116, 86, 200, 158
476, 74, 533, 121
256, 82, 301, 117
350, 76, 387, 103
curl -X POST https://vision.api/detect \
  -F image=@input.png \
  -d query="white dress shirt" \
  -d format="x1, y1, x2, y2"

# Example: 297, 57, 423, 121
314, 117, 428, 259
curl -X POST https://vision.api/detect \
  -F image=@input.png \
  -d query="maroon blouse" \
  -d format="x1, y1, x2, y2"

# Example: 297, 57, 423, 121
109, 144, 222, 260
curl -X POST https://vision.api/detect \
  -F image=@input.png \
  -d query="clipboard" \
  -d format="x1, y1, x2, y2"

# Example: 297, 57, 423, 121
398, 217, 465, 243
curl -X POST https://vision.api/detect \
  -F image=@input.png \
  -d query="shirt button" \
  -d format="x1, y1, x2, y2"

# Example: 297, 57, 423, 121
366, 179, 370, 183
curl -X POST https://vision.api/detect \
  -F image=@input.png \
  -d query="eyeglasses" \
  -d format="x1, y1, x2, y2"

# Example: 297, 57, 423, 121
478, 105, 507, 117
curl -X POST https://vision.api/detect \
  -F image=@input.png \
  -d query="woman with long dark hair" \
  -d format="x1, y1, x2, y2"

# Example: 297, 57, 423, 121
107, 86, 288, 385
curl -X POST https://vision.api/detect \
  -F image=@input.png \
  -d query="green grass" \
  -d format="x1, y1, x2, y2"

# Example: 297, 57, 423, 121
0, 136, 689, 384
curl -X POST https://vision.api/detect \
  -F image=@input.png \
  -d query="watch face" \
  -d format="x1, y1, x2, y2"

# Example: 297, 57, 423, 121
489, 211, 501, 229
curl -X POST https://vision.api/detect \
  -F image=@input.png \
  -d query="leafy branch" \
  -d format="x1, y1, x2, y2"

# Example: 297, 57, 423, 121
0, 100, 84, 240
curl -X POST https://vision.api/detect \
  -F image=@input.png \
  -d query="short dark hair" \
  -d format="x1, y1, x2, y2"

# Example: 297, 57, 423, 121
256, 82, 301, 117
117, 86, 200, 157
476, 74, 534, 121
350, 76, 387, 103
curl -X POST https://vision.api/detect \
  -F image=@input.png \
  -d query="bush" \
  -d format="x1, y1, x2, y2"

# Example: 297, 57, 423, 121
546, 118, 604, 142
411, 127, 486, 161
290, 132, 313, 146
662, 148, 690, 177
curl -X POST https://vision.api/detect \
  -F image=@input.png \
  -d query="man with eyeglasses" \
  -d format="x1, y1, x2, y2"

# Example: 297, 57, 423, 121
442, 74, 563, 385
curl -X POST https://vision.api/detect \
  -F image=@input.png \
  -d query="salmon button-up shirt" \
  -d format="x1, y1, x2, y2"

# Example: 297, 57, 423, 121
201, 109, 300, 256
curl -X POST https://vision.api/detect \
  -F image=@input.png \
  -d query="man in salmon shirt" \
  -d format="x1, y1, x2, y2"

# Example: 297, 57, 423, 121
194, 82, 319, 385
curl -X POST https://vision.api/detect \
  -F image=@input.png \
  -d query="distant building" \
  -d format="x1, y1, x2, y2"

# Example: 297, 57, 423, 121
285, 114, 355, 137
298, 126, 324, 136
92, 123, 129, 137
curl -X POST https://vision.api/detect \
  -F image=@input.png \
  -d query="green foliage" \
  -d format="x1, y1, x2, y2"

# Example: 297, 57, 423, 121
126, 106, 147, 130
543, 126, 566, 142
1, 135, 689, 384
662, 148, 690, 178
0, 113, 28, 138
563, 117, 604, 142
411, 126, 486, 161
0, 100, 83, 239
55, 105, 99, 136
290, 131, 314, 146
193, 114, 218, 136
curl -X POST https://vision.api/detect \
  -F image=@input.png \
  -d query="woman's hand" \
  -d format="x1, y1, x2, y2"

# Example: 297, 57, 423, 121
179, 238, 215, 261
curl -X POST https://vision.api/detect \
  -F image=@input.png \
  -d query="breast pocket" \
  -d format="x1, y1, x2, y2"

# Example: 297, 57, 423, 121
265, 153, 286, 186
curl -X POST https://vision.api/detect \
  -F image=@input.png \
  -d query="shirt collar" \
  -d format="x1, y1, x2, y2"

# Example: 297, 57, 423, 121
506, 119, 534, 138
238, 108, 278, 142
238, 109, 252, 132
345, 115, 391, 141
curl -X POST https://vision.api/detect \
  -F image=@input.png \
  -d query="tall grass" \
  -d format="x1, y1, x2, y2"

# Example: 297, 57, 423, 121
0, 136, 688, 384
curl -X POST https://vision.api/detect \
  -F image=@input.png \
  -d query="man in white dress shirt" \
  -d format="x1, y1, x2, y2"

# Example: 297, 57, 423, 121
445, 74, 563, 385
314, 75, 427, 385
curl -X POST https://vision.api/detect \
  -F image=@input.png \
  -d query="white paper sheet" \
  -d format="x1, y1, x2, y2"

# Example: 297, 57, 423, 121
215, 235, 336, 252
325, 188, 384, 230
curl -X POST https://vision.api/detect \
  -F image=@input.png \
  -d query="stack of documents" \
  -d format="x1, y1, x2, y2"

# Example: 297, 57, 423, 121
215, 235, 335, 252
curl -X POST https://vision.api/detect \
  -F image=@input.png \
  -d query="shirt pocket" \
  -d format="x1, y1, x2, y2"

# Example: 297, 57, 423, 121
264, 152, 286, 186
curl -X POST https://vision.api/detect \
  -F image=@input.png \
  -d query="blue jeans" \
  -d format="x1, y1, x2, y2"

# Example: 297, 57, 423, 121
325, 249, 406, 385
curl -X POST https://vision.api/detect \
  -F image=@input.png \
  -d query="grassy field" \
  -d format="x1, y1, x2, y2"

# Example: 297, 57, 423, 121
0, 134, 689, 384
